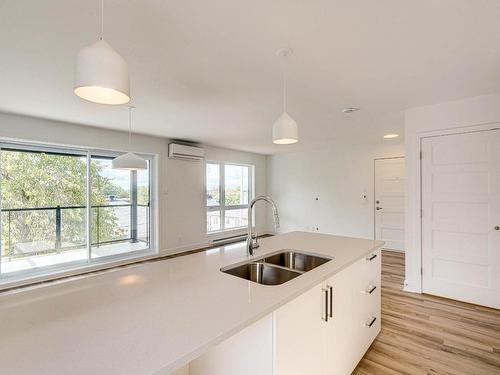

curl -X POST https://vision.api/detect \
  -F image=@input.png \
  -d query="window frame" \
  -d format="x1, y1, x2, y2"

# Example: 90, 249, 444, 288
205, 161, 254, 234
0, 140, 158, 290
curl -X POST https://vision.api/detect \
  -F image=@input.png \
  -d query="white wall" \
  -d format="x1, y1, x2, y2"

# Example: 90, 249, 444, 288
0, 111, 268, 255
404, 92, 500, 293
267, 141, 404, 240
165, 145, 269, 253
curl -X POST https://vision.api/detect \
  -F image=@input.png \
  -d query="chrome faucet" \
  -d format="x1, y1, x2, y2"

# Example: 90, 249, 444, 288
247, 196, 280, 256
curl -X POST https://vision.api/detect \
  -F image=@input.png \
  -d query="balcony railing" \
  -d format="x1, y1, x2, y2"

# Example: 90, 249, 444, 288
1, 203, 150, 260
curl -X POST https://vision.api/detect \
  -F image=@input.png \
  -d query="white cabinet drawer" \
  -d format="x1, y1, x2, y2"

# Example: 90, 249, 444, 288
351, 249, 381, 294
349, 250, 381, 368
349, 304, 380, 367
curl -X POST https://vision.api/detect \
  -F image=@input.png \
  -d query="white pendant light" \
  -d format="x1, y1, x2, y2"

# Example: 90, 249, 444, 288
272, 48, 298, 145
74, 0, 130, 105
112, 107, 147, 170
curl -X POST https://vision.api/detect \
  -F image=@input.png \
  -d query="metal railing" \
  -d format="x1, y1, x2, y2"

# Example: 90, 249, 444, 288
1, 203, 150, 259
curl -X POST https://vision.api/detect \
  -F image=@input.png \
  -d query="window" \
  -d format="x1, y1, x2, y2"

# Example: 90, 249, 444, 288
0, 142, 154, 286
206, 162, 252, 233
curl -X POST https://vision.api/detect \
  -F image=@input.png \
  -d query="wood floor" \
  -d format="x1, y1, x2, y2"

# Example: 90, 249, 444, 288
352, 250, 500, 375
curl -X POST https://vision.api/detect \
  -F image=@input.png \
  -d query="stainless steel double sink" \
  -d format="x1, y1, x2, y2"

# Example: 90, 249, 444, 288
221, 250, 333, 286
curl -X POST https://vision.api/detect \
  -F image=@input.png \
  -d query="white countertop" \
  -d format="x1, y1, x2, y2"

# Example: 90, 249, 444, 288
0, 231, 383, 375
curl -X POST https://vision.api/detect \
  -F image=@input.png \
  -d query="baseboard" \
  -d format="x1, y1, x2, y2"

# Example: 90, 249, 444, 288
403, 279, 422, 294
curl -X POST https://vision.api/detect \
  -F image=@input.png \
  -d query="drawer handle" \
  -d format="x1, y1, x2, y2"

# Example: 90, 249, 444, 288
365, 316, 377, 328
366, 253, 377, 261
322, 288, 329, 322
366, 285, 377, 295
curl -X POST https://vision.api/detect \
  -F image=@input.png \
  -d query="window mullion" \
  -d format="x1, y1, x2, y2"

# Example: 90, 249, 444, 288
130, 170, 138, 244
86, 152, 91, 263
220, 163, 225, 231
249, 165, 253, 227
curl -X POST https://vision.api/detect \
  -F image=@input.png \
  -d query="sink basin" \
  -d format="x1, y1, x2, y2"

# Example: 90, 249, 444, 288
262, 251, 331, 272
221, 262, 301, 285
221, 250, 333, 285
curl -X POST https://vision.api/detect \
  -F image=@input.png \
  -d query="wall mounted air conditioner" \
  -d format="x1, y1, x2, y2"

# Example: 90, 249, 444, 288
168, 143, 205, 161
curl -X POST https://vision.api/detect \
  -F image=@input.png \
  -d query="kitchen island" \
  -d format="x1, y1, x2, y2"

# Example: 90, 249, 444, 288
0, 231, 383, 375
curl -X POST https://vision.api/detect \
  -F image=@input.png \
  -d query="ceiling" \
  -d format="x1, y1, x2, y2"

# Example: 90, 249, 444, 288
1, 0, 500, 154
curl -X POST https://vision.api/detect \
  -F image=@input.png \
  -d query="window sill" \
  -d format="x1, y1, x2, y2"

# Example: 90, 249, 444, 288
207, 227, 248, 238
0, 248, 158, 293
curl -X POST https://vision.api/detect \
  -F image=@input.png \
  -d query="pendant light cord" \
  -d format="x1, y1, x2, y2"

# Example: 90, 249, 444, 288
278, 49, 291, 113
100, 0, 104, 40
128, 106, 133, 146
282, 64, 287, 112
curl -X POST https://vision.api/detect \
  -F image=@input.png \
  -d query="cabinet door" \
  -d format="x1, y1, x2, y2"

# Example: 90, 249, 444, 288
274, 283, 327, 375
324, 266, 355, 375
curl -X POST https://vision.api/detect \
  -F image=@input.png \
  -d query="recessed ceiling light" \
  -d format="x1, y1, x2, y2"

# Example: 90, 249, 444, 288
342, 107, 360, 114
383, 133, 399, 139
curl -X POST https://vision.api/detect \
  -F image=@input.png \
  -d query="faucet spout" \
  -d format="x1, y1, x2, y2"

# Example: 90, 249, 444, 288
247, 196, 280, 256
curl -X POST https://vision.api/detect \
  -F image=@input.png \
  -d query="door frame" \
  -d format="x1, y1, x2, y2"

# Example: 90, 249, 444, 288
373, 156, 405, 247
405, 122, 500, 294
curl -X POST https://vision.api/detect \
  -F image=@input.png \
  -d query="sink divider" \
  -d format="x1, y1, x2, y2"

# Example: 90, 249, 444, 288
254, 260, 306, 274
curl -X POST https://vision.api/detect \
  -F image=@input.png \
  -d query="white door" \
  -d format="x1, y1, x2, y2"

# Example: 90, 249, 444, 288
421, 130, 500, 309
374, 158, 405, 251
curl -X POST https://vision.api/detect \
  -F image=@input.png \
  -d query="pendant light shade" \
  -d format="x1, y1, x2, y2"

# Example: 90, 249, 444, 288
74, 1, 130, 105
272, 112, 298, 144
112, 152, 147, 170
113, 106, 147, 170
74, 39, 130, 105
272, 48, 298, 145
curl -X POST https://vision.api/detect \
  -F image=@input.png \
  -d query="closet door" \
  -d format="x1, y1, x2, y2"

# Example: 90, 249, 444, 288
421, 129, 500, 309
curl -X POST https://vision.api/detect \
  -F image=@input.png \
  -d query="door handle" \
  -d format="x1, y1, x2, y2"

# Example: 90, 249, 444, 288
322, 287, 329, 322
376, 207, 383, 210
495, 226, 500, 231
328, 285, 333, 318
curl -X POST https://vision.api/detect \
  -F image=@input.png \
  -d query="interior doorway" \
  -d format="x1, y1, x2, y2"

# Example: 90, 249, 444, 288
374, 157, 405, 251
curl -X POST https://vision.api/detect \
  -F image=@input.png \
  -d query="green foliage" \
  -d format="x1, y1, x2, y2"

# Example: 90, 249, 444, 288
225, 187, 244, 205
1, 151, 87, 209
137, 186, 149, 205
0, 151, 137, 258
101, 183, 128, 200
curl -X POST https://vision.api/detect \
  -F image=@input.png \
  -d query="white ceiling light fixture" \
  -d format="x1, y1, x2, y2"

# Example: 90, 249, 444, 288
112, 106, 147, 170
74, 0, 130, 105
272, 48, 298, 145
383, 133, 400, 139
